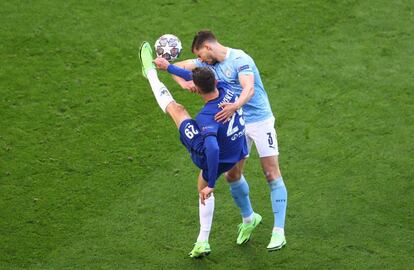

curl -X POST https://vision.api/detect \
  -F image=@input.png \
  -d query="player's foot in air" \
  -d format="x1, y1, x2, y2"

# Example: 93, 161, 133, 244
188, 241, 211, 258
267, 231, 286, 251
139, 41, 156, 78
236, 213, 262, 245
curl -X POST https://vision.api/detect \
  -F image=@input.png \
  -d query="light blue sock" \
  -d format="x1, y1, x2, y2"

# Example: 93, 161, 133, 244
229, 175, 254, 218
269, 177, 287, 228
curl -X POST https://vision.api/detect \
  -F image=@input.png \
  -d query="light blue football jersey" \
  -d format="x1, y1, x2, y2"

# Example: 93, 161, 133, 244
194, 48, 273, 123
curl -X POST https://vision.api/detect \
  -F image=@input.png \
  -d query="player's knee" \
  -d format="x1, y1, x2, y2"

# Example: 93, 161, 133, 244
263, 168, 281, 181
167, 102, 191, 127
225, 170, 242, 182
169, 102, 185, 113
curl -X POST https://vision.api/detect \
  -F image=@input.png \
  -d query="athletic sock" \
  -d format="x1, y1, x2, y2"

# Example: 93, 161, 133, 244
242, 212, 254, 224
272, 227, 285, 236
229, 175, 254, 223
147, 68, 160, 88
268, 177, 287, 229
146, 69, 174, 113
197, 193, 215, 242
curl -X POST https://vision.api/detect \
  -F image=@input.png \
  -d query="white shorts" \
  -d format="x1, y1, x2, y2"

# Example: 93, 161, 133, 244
245, 116, 279, 157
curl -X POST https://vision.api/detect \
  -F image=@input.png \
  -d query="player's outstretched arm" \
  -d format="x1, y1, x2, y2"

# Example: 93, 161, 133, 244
167, 64, 192, 81
174, 77, 197, 93
174, 59, 197, 70
171, 59, 198, 92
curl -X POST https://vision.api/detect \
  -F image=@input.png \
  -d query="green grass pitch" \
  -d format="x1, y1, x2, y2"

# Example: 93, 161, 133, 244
1, 0, 413, 269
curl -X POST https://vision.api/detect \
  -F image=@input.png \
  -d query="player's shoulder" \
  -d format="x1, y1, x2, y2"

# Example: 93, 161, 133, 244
229, 48, 251, 60
196, 104, 216, 119
228, 48, 254, 71
195, 109, 217, 130
217, 80, 231, 91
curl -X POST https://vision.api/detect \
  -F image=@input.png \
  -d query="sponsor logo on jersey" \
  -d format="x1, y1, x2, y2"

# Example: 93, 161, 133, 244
202, 125, 214, 131
231, 128, 246, 141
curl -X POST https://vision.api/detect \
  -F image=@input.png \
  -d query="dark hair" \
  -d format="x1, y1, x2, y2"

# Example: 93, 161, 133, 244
192, 67, 216, 93
191, 30, 217, 53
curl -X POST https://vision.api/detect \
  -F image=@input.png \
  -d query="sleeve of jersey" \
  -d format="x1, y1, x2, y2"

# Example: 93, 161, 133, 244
200, 122, 219, 138
203, 135, 220, 188
234, 56, 254, 75
167, 64, 192, 81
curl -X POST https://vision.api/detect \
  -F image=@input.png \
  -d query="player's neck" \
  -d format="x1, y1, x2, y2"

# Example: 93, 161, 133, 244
215, 43, 228, 62
201, 89, 219, 103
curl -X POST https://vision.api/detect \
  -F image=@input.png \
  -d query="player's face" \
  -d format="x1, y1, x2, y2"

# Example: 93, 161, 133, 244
194, 45, 217, 65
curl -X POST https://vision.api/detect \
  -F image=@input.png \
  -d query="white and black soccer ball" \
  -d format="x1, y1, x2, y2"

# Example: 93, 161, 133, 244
154, 34, 182, 62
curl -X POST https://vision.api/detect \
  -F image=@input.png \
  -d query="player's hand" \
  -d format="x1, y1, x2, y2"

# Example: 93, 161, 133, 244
215, 102, 237, 122
180, 80, 198, 93
153, 57, 170, 70
199, 186, 214, 205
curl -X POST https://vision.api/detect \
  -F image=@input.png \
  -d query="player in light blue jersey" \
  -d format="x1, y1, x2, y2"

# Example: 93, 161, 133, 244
155, 30, 288, 251
139, 42, 261, 258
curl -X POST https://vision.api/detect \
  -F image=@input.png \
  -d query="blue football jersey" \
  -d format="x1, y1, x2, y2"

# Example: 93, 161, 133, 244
194, 48, 273, 124
195, 81, 248, 164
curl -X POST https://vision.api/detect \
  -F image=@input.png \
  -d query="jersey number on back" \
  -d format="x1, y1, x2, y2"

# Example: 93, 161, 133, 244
226, 107, 245, 137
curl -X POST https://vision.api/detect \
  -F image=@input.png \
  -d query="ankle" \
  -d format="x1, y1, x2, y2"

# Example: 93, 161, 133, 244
273, 227, 284, 236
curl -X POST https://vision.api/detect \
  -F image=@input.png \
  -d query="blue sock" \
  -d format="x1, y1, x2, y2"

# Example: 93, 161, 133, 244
269, 177, 287, 228
229, 175, 254, 218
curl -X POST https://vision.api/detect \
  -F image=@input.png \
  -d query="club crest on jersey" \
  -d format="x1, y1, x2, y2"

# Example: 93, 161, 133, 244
225, 69, 232, 78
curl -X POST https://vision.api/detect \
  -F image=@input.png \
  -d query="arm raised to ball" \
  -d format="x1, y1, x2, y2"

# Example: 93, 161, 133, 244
172, 59, 198, 92
154, 58, 198, 92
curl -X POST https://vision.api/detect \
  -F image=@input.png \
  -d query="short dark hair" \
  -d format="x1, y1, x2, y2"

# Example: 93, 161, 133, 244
192, 67, 216, 93
191, 30, 217, 53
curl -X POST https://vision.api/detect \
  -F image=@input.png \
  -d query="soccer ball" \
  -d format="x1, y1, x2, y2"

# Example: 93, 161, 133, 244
154, 34, 182, 62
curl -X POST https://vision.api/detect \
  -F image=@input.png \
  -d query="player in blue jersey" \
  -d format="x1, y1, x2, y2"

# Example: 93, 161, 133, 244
154, 30, 288, 251
139, 42, 260, 258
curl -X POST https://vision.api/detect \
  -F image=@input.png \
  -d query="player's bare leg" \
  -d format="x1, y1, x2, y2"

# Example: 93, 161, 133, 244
165, 103, 191, 128
225, 158, 246, 182
139, 41, 193, 128
225, 159, 262, 244
260, 156, 281, 180
260, 155, 287, 251
189, 171, 213, 258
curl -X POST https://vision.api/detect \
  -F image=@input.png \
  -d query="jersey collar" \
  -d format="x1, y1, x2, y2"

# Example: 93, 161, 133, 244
206, 89, 223, 104
225, 47, 231, 60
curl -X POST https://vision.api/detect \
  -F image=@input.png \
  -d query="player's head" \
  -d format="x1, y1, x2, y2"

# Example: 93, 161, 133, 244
191, 30, 218, 65
192, 67, 216, 94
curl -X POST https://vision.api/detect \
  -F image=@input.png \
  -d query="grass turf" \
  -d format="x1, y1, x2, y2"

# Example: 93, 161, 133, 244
1, 0, 413, 269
